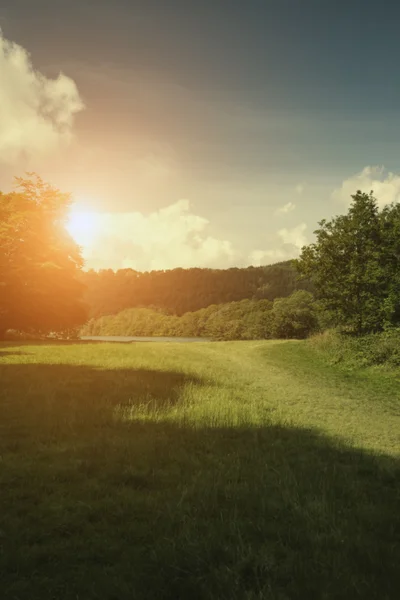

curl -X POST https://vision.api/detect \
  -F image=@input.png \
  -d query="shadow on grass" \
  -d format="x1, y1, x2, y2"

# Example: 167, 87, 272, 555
0, 363, 198, 438
0, 363, 399, 600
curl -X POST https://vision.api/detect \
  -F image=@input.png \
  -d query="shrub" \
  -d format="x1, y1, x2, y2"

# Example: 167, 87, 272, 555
309, 328, 400, 369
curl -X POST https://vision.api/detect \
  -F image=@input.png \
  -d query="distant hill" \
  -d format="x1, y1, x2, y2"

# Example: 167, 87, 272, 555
81, 261, 313, 318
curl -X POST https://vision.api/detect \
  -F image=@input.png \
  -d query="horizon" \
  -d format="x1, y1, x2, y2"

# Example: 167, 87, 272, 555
2, 1, 400, 270
80, 258, 294, 274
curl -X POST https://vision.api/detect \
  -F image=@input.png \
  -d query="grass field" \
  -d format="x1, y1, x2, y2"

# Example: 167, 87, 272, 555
0, 340, 399, 599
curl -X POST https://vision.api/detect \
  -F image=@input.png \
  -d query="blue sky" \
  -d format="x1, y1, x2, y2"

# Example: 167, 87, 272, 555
1, 0, 400, 269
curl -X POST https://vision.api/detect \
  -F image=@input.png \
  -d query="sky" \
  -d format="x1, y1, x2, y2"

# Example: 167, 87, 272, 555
2, 0, 400, 270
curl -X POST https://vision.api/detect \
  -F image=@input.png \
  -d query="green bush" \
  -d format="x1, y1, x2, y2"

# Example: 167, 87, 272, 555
270, 291, 319, 339
309, 328, 400, 369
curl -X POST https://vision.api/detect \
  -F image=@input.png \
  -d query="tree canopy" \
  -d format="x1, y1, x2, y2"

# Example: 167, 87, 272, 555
81, 291, 319, 341
80, 262, 313, 318
295, 190, 400, 334
0, 175, 87, 338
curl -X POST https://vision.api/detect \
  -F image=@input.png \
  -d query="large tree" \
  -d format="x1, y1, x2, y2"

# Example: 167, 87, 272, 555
379, 201, 400, 326
295, 190, 398, 335
0, 174, 87, 338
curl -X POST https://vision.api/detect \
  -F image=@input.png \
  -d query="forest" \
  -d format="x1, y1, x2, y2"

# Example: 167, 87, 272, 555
81, 291, 318, 341
80, 261, 313, 318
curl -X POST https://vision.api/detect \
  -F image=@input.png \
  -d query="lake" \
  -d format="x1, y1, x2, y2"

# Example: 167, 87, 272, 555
80, 336, 212, 343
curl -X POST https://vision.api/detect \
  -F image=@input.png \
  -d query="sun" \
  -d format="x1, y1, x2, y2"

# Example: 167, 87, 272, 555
66, 209, 100, 247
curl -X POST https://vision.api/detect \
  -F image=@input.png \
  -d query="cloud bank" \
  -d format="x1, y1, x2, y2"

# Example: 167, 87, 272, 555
332, 166, 400, 207
249, 223, 308, 266
73, 200, 238, 271
70, 199, 308, 271
0, 30, 84, 164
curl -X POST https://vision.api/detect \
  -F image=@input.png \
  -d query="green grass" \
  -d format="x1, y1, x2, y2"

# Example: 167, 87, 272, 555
0, 340, 399, 599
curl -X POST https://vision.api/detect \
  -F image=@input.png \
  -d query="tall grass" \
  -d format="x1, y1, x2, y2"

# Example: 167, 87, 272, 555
0, 340, 399, 599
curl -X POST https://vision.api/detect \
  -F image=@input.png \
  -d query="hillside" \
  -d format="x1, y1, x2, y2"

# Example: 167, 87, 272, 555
81, 261, 313, 318
1, 340, 398, 599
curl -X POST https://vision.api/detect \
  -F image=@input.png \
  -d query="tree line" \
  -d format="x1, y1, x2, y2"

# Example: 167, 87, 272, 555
1, 177, 399, 340
81, 291, 319, 341
81, 262, 313, 319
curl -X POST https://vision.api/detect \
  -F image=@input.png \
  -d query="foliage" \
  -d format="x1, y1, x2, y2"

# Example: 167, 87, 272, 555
0, 174, 87, 338
269, 290, 319, 339
379, 202, 400, 326
81, 261, 313, 318
295, 191, 400, 334
0, 340, 398, 599
309, 328, 400, 369
81, 292, 319, 340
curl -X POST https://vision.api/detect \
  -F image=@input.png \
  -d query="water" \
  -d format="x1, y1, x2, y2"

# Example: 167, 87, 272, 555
80, 336, 211, 343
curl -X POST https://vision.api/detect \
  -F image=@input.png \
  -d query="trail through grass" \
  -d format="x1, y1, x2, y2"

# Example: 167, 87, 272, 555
0, 340, 399, 599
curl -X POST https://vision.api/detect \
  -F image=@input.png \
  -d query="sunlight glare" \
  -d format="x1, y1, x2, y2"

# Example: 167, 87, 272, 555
66, 209, 100, 247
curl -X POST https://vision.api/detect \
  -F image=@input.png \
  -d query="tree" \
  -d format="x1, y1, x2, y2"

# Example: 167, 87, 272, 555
295, 190, 397, 335
270, 291, 318, 339
0, 174, 87, 338
379, 202, 400, 326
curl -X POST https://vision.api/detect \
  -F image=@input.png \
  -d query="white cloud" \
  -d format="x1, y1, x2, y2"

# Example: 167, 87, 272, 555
248, 223, 307, 266
0, 30, 84, 164
295, 183, 304, 195
278, 223, 307, 248
68, 197, 310, 271
249, 247, 294, 265
332, 166, 400, 208
275, 201, 296, 215
70, 201, 311, 271
70, 200, 238, 271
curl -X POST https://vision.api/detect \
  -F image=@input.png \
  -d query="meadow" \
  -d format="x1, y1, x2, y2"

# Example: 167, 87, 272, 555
0, 340, 399, 599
